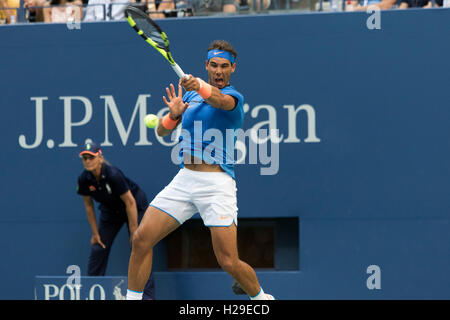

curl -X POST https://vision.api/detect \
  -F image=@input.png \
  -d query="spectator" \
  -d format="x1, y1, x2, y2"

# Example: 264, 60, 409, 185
156, 0, 238, 16
84, 0, 135, 21
0, 0, 20, 23
147, 0, 177, 19
43, 0, 83, 23
398, 0, 442, 7
247, 0, 271, 11
0, 0, 8, 24
24, 0, 47, 22
192, 0, 239, 14
348, 0, 396, 10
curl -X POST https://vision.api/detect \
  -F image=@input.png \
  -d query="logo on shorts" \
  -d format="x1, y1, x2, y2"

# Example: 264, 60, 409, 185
220, 215, 228, 220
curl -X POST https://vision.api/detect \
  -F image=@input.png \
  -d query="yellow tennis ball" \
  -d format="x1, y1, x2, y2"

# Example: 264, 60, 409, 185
144, 114, 159, 128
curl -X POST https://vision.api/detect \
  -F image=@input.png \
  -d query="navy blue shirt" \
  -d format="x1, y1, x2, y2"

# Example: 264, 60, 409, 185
77, 164, 148, 214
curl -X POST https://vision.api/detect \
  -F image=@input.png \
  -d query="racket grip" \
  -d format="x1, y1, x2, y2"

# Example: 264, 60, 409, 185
172, 63, 189, 80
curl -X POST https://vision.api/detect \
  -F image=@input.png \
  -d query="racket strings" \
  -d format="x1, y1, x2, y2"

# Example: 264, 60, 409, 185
125, 6, 177, 66
127, 10, 167, 50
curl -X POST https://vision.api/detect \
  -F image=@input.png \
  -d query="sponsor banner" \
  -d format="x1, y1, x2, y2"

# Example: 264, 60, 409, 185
35, 276, 127, 300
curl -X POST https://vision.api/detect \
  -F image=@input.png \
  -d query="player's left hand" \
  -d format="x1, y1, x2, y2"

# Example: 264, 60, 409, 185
163, 83, 188, 119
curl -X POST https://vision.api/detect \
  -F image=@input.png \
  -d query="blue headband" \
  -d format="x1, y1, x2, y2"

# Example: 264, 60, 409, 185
207, 49, 235, 64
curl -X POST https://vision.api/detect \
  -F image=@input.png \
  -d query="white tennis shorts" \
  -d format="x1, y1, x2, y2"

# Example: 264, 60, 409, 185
150, 168, 238, 227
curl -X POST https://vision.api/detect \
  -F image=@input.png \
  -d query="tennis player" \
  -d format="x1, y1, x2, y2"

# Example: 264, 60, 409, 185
126, 40, 274, 300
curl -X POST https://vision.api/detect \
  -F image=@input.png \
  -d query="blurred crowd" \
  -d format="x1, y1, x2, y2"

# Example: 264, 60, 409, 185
341, 0, 444, 10
0, 0, 448, 24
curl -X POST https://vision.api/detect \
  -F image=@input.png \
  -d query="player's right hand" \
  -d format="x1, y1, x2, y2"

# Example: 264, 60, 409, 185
91, 234, 106, 249
180, 74, 201, 92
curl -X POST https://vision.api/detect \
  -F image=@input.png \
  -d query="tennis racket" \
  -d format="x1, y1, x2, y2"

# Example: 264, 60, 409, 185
124, 6, 188, 79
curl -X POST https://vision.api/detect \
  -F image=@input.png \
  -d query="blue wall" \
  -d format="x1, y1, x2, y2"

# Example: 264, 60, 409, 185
0, 8, 449, 299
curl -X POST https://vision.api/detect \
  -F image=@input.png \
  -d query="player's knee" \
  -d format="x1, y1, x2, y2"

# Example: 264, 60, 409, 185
217, 255, 238, 274
131, 230, 153, 254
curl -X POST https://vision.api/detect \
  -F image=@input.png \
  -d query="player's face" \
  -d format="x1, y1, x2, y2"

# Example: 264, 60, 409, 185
206, 57, 236, 89
81, 154, 103, 172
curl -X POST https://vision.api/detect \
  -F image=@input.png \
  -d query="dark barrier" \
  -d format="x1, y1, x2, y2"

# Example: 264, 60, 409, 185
0, 8, 449, 299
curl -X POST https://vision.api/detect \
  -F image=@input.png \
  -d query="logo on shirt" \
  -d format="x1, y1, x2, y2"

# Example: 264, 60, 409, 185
89, 185, 96, 192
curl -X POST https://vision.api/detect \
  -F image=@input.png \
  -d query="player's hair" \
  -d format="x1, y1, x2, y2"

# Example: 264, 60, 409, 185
207, 40, 237, 62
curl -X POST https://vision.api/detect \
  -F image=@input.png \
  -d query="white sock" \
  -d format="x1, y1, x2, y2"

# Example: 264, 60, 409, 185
249, 287, 267, 300
126, 289, 143, 300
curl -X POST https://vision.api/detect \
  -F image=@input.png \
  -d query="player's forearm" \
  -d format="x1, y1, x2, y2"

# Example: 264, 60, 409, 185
196, 79, 235, 111
205, 87, 234, 110
156, 118, 180, 137
181, 75, 235, 110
